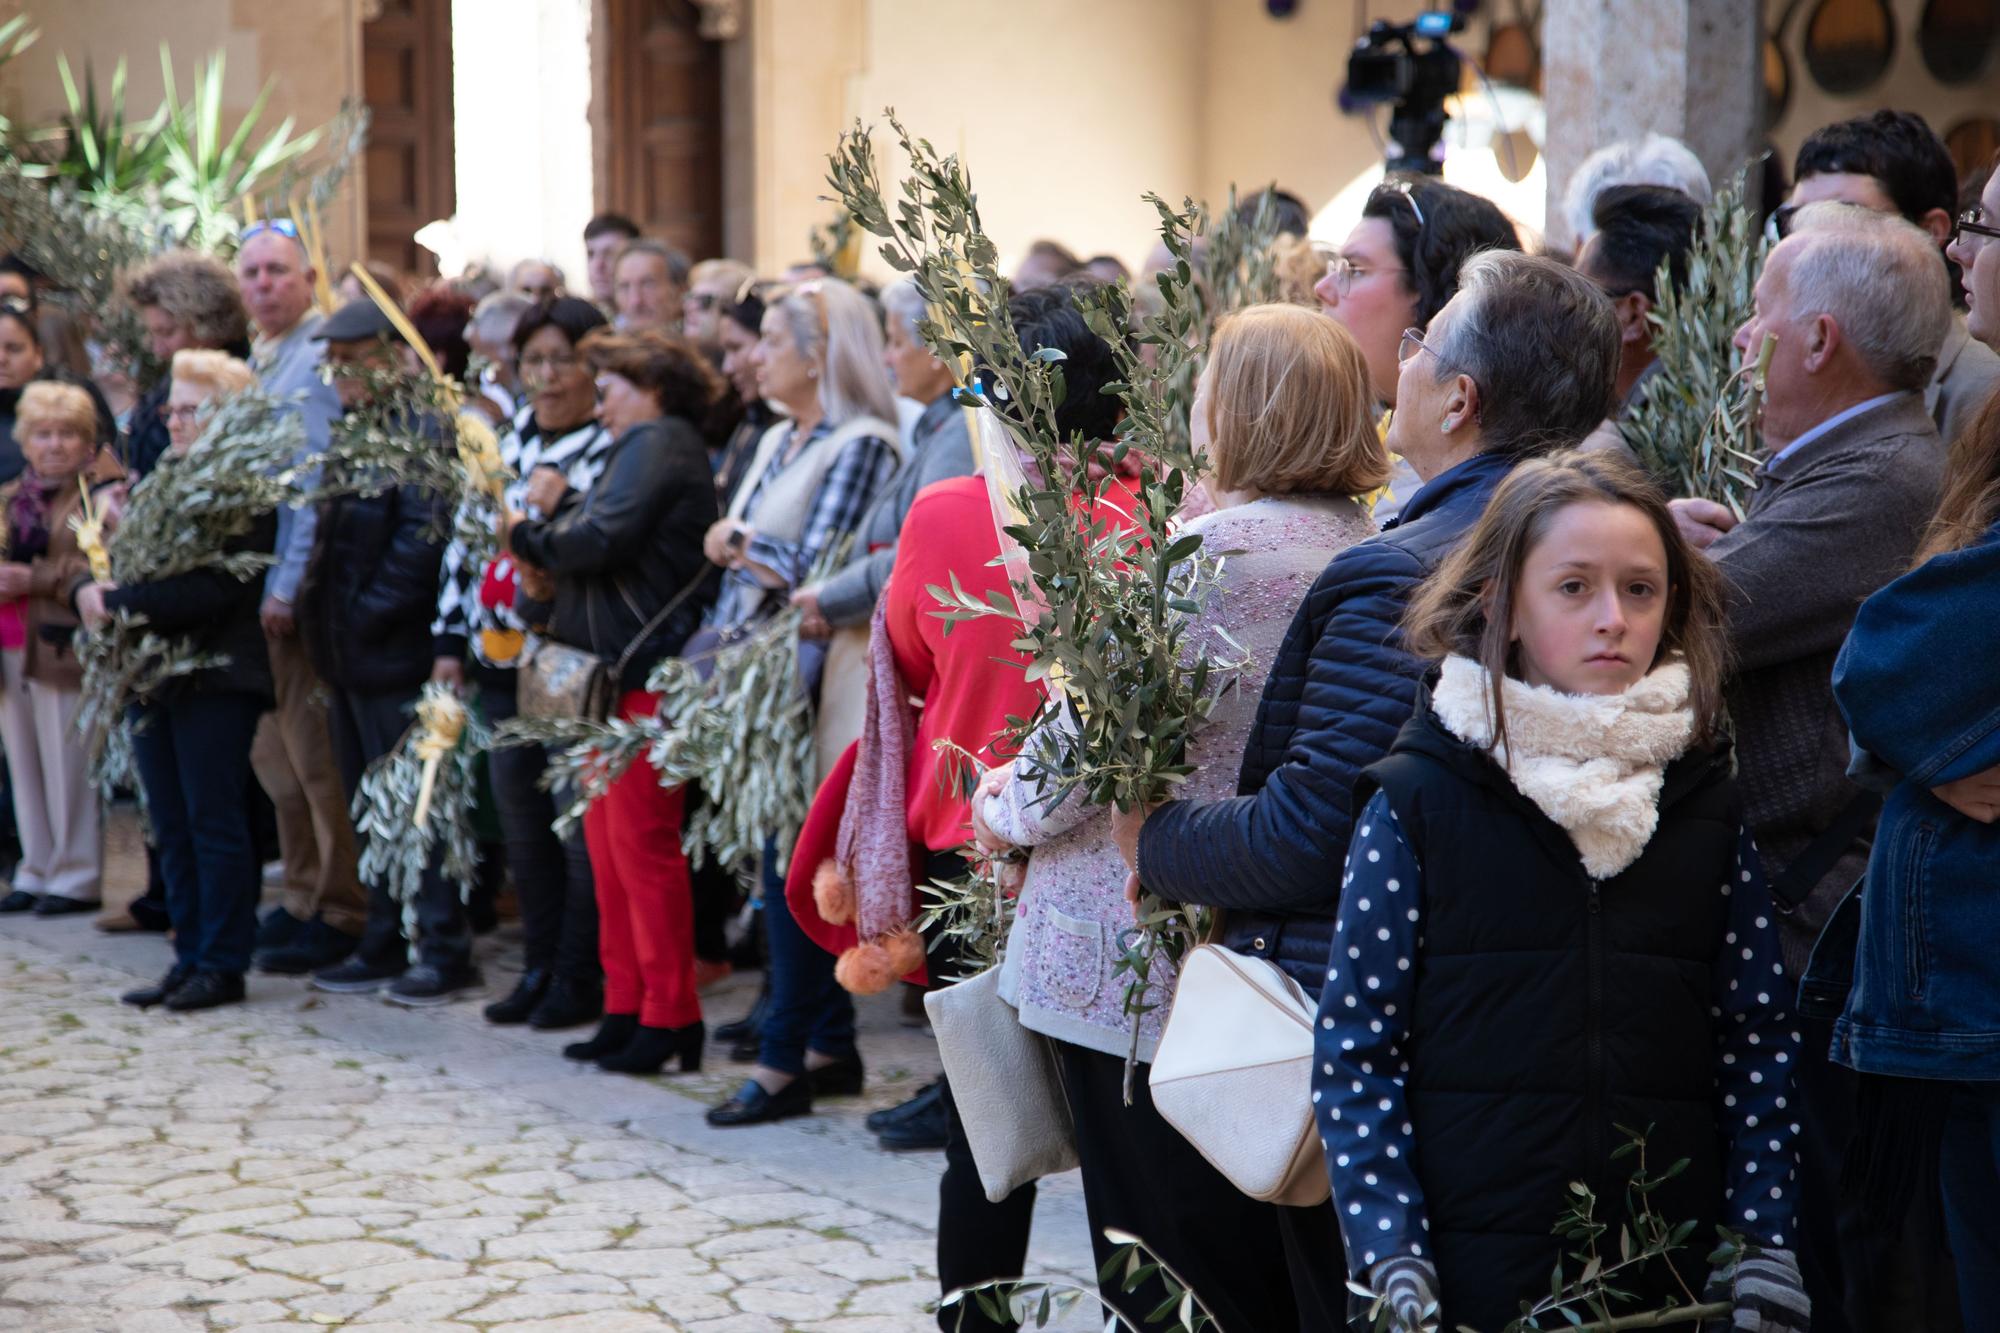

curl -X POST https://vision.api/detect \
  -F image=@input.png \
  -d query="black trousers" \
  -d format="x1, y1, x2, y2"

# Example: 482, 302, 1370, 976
1055, 1040, 1302, 1333
481, 678, 598, 979
1794, 1014, 1964, 1333
927, 848, 1038, 1333
328, 684, 472, 971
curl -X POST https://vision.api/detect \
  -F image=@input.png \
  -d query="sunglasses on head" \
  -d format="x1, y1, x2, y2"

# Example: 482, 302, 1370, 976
241, 218, 302, 244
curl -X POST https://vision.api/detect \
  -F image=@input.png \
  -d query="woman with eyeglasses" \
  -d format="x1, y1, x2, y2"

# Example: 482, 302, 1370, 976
507, 328, 723, 1077
432, 296, 615, 1032
700, 276, 900, 1127
1313, 175, 1521, 523
72, 352, 275, 1012
0, 381, 123, 919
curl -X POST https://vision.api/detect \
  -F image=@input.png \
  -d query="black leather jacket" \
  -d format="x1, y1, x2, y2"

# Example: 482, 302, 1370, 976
511, 416, 719, 691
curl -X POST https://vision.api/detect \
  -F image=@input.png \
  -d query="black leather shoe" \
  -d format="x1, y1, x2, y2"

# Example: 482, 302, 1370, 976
256, 919, 360, 975
564, 1013, 638, 1061
310, 955, 405, 994
806, 1052, 865, 1098
255, 906, 305, 951
483, 969, 550, 1024
122, 965, 194, 1009
713, 985, 769, 1045
598, 1021, 704, 1075
33, 895, 99, 916
876, 1084, 950, 1151
384, 963, 483, 1007
527, 974, 603, 1030
163, 970, 246, 1012
0, 889, 39, 914
706, 1076, 812, 1127
866, 1080, 941, 1133
127, 895, 171, 932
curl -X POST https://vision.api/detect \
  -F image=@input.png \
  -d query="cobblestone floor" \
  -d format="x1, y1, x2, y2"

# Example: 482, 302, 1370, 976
0, 812, 1095, 1332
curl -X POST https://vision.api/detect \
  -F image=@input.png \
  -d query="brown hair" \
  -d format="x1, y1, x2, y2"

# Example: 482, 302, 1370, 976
13, 381, 97, 440
579, 328, 723, 425
1204, 304, 1390, 497
1402, 449, 1731, 753
122, 250, 250, 347
1917, 386, 2000, 563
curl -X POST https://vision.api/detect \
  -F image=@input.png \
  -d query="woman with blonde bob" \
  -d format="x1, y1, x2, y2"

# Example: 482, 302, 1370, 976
969, 303, 1387, 1330
74, 349, 277, 1011
0, 382, 123, 916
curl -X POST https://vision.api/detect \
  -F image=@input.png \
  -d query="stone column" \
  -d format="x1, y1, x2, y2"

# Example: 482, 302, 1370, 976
1541, 0, 1760, 247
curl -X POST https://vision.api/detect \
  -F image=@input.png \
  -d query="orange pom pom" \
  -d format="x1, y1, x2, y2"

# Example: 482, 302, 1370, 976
881, 927, 926, 977
813, 859, 855, 925
834, 942, 897, 994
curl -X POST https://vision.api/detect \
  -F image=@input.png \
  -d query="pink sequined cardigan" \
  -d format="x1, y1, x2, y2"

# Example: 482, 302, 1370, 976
980, 495, 1376, 1061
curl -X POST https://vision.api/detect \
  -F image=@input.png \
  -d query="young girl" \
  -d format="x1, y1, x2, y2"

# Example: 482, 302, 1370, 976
1313, 453, 1808, 1332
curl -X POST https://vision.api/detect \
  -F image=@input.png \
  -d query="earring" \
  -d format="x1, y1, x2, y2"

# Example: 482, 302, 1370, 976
807, 367, 819, 379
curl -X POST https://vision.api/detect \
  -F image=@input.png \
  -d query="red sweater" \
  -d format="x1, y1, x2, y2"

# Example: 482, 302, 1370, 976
884, 475, 1041, 852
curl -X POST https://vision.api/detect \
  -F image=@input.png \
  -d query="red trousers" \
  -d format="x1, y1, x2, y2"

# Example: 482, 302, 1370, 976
582, 690, 699, 1028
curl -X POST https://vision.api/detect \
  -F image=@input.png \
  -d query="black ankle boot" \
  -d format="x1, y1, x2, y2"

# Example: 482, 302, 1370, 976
483, 969, 550, 1024
597, 1021, 704, 1075
563, 1013, 637, 1061
528, 973, 603, 1031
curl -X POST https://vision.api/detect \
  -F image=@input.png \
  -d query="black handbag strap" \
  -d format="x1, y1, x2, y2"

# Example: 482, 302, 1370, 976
1769, 789, 1883, 914
610, 563, 714, 680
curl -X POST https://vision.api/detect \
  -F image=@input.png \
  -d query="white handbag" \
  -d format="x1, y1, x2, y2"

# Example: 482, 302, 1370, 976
925, 965, 1079, 1203
1148, 943, 1331, 1207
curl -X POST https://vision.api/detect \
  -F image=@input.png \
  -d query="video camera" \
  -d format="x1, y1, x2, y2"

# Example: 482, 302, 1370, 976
1345, 11, 1466, 176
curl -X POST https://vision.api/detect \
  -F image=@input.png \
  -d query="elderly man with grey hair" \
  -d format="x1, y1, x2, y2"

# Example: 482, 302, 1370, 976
1562, 132, 1714, 245
1670, 201, 1951, 1333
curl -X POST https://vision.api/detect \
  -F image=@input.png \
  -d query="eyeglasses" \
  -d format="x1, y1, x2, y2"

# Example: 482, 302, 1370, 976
159, 403, 210, 423
240, 218, 301, 243
520, 352, 579, 372
685, 292, 721, 312
1399, 326, 1484, 423
1322, 255, 1405, 298
1764, 203, 1802, 244
1954, 205, 2000, 247
0, 295, 31, 316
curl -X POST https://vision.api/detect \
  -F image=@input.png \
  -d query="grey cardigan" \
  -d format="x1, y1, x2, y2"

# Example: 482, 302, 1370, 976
1709, 391, 1944, 970
815, 393, 974, 627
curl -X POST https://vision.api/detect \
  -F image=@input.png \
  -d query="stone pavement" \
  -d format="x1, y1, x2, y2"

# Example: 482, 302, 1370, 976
0, 814, 1100, 1332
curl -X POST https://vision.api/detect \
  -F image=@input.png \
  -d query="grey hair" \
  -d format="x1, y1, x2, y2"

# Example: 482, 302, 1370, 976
773, 277, 897, 427
1780, 201, 1950, 392
615, 238, 691, 285
1431, 251, 1621, 459
1563, 133, 1714, 243
879, 278, 927, 340
471, 291, 533, 344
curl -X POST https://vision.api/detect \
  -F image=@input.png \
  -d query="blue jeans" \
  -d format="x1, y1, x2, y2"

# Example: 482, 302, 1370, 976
130, 692, 264, 976
756, 836, 854, 1075
1943, 1083, 2000, 1327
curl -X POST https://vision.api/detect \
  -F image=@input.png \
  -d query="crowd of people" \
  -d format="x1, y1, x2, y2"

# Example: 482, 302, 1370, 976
1, 103, 1998, 1332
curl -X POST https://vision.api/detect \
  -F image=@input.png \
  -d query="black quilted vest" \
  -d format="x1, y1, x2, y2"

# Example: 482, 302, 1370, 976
1359, 695, 1738, 1332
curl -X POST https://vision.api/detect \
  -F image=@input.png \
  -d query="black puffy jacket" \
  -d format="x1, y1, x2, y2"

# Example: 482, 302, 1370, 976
510, 416, 719, 691
298, 466, 452, 694
1135, 450, 1517, 996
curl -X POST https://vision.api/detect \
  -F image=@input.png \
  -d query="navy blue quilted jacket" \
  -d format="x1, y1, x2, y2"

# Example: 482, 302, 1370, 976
1135, 450, 1517, 996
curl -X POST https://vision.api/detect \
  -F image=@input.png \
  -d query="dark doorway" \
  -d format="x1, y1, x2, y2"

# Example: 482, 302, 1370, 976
600, 0, 725, 260
362, 0, 457, 275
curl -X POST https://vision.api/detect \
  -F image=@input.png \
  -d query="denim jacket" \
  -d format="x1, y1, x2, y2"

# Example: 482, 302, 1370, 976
1822, 515, 2000, 1080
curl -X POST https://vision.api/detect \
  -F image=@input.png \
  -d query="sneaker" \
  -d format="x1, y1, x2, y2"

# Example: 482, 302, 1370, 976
256, 919, 360, 976
384, 963, 483, 1007
310, 955, 405, 994
876, 1083, 950, 1151
866, 1080, 941, 1133
256, 906, 306, 952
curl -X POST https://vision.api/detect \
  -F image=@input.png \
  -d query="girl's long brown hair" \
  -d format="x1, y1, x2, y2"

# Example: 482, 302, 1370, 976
1917, 385, 2000, 564
1402, 450, 1732, 756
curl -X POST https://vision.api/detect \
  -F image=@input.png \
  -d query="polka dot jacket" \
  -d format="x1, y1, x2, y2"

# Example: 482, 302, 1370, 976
1310, 790, 1802, 1276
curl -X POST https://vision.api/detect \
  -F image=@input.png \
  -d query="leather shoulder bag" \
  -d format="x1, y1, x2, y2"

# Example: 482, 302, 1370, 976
517, 566, 712, 724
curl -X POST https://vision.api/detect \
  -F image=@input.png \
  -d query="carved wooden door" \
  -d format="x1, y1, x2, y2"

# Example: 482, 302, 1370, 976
600, 0, 724, 259
363, 0, 456, 275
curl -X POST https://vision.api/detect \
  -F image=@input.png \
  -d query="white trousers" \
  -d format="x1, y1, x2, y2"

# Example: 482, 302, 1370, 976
0, 649, 101, 901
